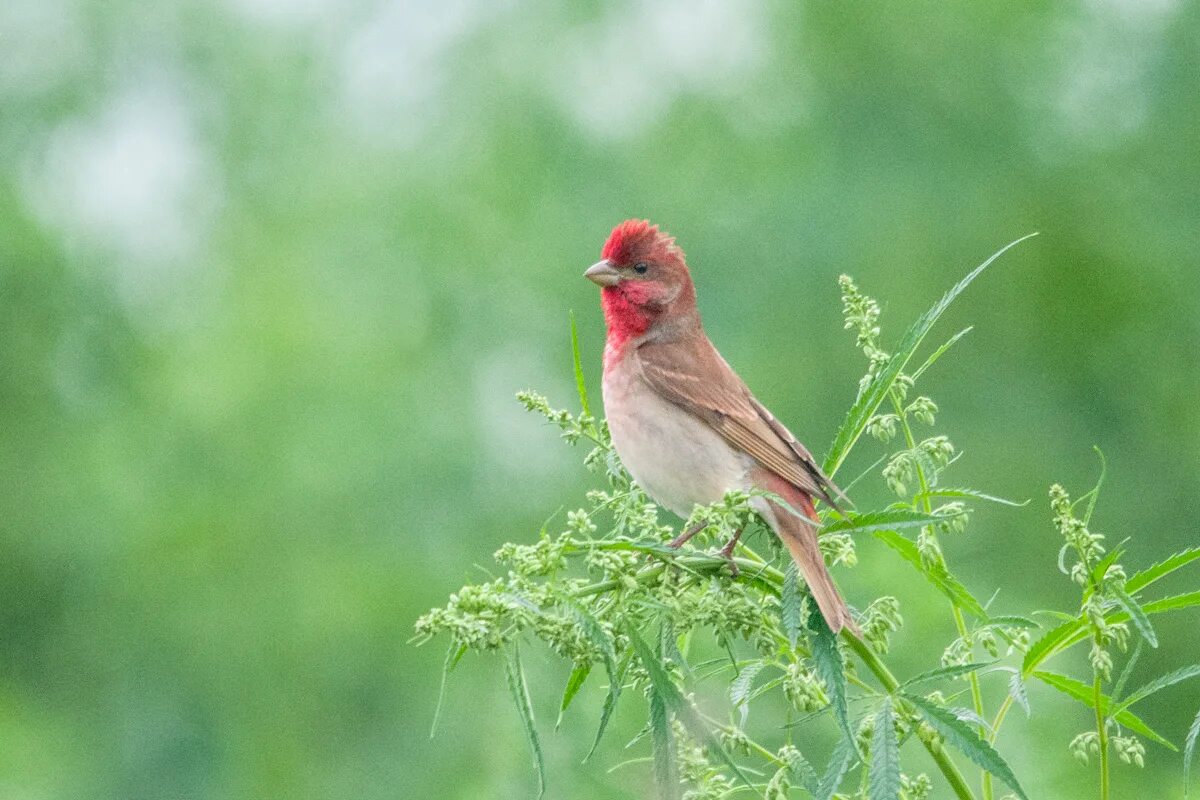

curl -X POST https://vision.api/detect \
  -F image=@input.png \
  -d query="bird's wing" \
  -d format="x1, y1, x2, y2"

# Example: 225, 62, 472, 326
636, 336, 846, 510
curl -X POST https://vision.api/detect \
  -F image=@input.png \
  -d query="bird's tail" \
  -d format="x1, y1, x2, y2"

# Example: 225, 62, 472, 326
756, 471, 859, 636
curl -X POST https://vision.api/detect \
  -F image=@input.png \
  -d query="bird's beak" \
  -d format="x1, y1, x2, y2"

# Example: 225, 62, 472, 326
584, 259, 621, 287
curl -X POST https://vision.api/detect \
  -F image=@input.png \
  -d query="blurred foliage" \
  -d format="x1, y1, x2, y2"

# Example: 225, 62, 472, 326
1, 0, 1199, 798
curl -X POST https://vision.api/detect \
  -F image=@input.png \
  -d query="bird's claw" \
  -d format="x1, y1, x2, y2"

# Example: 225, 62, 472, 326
716, 527, 744, 577
668, 521, 707, 549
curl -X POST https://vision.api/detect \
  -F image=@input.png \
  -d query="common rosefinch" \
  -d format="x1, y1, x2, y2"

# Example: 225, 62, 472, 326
585, 219, 857, 634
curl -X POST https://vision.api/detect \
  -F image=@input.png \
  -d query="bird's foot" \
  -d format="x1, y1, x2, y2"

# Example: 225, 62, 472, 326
668, 522, 708, 549
717, 528, 744, 576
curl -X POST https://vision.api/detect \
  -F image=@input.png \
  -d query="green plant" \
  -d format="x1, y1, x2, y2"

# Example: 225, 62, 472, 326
414, 240, 1200, 799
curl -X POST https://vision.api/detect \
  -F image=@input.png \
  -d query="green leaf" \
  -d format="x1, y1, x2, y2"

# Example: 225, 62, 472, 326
586, 649, 629, 761
823, 508, 965, 535
1032, 670, 1176, 750
815, 733, 857, 800
1006, 669, 1031, 717
625, 624, 754, 790
903, 692, 1028, 800
1050, 592, 1200, 657
504, 643, 546, 798
911, 326, 973, 381
1112, 584, 1158, 648
557, 662, 592, 729
783, 747, 820, 796
914, 487, 1029, 507
808, 605, 854, 748
984, 615, 1041, 630
1144, 590, 1200, 615
780, 563, 804, 650
1087, 545, 1127, 594
1112, 640, 1143, 705
900, 661, 996, 690
429, 642, 465, 739
869, 699, 901, 800
1184, 704, 1200, 797
1115, 664, 1200, 716
1080, 446, 1107, 525
822, 233, 1037, 478
730, 661, 766, 729
1022, 618, 1081, 674
1126, 546, 1200, 594
560, 600, 624, 761
569, 311, 590, 418
648, 675, 679, 800
874, 530, 988, 620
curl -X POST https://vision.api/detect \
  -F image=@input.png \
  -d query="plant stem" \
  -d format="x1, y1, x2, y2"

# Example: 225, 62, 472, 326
989, 695, 1014, 744
1093, 644, 1110, 800
842, 632, 976, 800
892, 390, 991, 799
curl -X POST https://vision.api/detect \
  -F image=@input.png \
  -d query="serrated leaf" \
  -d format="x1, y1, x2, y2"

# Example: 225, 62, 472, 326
869, 699, 901, 800
1112, 585, 1158, 648
815, 733, 857, 800
625, 624, 754, 790
900, 661, 996, 689
781, 563, 804, 650
730, 661, 765, 729
911, 326, 973, 380
784, 747, 820, 796
585, 649, 629, 761
1086, 546, 1127, 597
808, 606, 854, 747
560, 601, 621, 753
648, 680, 679, 800
569, 311, 590, 418
822, 508, 964, 535
822, 233, 1037, 478
429, 642, 464, 739
1022, 618, 1081, 674
1000, 668, 1030, 718
557, 662, 592, 729
915, 487, 1029, 507
1184, 704, 1200, 797
874, 530, 988, 620
1112, 640, 1143, 705
504, 643, 546, 798
984, 615, 1041, 630
903, 692, 1028, 800
1032, 670, 1176, 750
1143, 590, 1200, 615
1080, 446, 1106, 525
1115, 664, 1200, 716
1127, 546, 1200, 594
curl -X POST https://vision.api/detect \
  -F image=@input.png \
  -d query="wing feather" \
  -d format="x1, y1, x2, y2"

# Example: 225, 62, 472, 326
636, 336, 845, 511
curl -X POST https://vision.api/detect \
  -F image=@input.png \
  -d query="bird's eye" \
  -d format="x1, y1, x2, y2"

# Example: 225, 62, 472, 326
633, 262, 649, 274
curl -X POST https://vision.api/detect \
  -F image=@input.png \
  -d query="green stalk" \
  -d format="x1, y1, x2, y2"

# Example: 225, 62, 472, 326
843, 632, 976, 800
891, 390, 992, 799
1093, 637, 1110, 800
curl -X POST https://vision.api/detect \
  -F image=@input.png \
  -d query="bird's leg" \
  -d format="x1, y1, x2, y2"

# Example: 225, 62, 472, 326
668, 521, 707, 549
717, 527, 745, 576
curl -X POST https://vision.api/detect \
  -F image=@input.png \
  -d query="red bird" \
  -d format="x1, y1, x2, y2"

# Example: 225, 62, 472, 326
585, 219, 858, 634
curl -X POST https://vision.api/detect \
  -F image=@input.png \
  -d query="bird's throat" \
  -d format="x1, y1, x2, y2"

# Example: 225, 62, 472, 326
601, 286, 654, 369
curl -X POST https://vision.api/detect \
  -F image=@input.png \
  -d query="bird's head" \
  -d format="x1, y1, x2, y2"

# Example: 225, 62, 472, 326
585, 220, 696, 343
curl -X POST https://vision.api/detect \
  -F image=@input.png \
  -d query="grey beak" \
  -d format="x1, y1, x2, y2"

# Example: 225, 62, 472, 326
584, 259, 621, 287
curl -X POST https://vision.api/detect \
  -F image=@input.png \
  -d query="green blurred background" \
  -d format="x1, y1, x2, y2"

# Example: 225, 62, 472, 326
3, 0, 1199, 797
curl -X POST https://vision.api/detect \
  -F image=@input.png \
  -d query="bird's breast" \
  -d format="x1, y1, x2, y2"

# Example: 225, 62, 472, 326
602, 356, 751, 518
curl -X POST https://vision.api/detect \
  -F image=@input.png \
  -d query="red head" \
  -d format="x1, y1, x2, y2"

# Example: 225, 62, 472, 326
585, 220, 697, 355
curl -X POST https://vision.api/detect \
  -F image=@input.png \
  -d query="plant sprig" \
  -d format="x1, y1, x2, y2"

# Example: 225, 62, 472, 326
416, 239, 1200, 800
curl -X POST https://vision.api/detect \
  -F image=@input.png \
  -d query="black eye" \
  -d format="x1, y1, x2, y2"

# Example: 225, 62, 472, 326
633, 262, 649, 274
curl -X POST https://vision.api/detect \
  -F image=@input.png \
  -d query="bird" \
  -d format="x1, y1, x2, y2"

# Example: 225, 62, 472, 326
584, 219, 858, 634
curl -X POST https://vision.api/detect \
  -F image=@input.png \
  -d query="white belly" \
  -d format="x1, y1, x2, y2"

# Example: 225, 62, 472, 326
603, 357, 751, 518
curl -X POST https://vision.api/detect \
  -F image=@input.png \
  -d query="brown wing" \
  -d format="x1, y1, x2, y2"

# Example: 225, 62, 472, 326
636, 335, 846, 511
